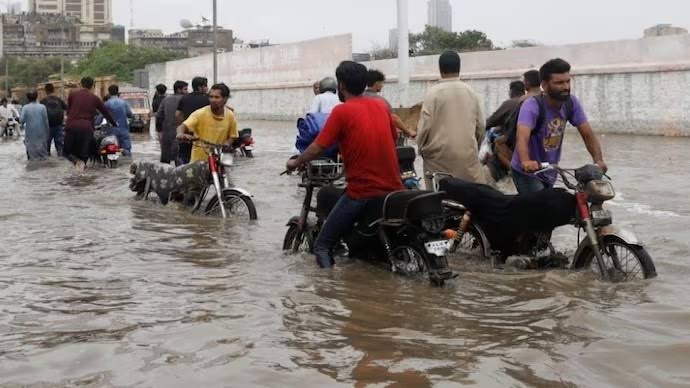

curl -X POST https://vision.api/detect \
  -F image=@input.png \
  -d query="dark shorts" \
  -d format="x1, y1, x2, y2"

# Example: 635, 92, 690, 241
64, 128, 96, 163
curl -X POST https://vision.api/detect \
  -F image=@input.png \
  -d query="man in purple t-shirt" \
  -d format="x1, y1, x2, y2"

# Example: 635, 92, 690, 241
511, 58, 607, 194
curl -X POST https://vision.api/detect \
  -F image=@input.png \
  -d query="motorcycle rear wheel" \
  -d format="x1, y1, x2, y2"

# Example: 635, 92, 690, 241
450, 225, 486, 259
573, 236, 657, 281
205, 188, 258, 220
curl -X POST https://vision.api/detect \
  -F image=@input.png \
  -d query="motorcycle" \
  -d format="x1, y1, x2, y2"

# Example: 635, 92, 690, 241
2, 117, 20, 137
231, 128, 255, 158
283, 158, 455, 286
93, 123, 121, 168
189, 139, 258, 219
435, 164, 657, 282
130, 139, 258, 220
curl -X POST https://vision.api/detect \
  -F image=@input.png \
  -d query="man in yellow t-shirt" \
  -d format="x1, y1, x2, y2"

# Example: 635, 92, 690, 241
176, 83, 238, 163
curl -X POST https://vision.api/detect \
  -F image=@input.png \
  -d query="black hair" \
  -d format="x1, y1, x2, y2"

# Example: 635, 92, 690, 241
540, 58, 571, 82
81, 77, 94, 89
191, 76, 208, 92
173, 80, 188, 93
335, 61, 367, 96
366, 69, 386, 87
509, 80, 525, 97
439, 50, 461, 74
108, 84, 119, 96
0, 98, 6, 104
523, 70, 540, 89
45, 83, 55, 94
155, 84, 167, 95
210, 83, 230, 98
26, 91, 38, 102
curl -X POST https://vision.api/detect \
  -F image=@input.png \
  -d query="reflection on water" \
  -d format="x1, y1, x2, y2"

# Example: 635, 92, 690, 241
0, 126, 689, 386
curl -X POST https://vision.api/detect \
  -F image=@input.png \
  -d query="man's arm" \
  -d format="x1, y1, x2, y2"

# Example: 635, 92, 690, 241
577, 122, 607, 172
175, 110, 184, 125
287, 142, 325, 171
392, 113, 416, 138
485, 100, 511, 130
125, 102, 133, 119
416, 99, 433, 151
515, 124, 538, 172
156, 102, 165, 132
474, 95, 486, 145
308, 95, 320, 114
96, 99, 117, 126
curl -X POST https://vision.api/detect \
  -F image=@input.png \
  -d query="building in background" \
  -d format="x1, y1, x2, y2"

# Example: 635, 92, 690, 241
644, 24, 688, 38
427, 0, 452, 32
0, 13, 113, 58
128, 26, 233, 57
7, 1, 22, 13
28, 0, 112, 25
111, 24, 125, 42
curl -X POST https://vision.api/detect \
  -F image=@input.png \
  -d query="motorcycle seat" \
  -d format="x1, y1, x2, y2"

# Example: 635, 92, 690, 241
383, 190, 445, 223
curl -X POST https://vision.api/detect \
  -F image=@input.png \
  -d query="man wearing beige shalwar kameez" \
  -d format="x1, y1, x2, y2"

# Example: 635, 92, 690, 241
417, 50, 493, 189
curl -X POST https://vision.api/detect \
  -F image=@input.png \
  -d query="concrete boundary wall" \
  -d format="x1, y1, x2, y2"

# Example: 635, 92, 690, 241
147, 34, 690, 136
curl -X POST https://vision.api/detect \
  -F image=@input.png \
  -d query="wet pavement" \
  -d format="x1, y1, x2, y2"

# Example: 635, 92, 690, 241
0, 123, 689, 387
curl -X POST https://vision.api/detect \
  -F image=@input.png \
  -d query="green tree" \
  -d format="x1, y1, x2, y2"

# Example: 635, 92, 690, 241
76, 42, 185, 82
0, 56, 76, 90
409, 26, 495, 55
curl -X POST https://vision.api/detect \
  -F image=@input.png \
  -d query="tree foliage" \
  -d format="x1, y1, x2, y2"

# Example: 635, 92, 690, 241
0, 56, 76, 90
409, 26, 495, 56
76, 42, 186, 82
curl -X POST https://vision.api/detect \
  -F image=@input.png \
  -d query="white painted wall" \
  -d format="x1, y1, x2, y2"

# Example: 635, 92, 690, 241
146, 33, 690, 136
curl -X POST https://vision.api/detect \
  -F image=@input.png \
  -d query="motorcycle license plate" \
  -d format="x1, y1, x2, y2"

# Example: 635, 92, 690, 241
244, 146, 253, 151
107, 154, 119, 161
425, 240, 450, 257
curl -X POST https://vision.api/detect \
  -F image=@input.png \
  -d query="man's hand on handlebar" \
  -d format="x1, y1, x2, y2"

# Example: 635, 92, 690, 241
286, 157, 302, 173
522, 160, 540, 173
595, 159, 608, 173
176, 133, 195, 142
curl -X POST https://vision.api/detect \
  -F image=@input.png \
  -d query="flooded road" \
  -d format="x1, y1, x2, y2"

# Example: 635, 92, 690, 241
1, 123, 689, 387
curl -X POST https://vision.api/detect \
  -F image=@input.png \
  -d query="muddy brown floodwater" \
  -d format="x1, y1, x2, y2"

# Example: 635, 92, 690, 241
1, 122, 689, 387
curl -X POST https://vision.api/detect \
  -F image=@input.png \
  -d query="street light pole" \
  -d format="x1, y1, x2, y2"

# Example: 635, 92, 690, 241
212, 0, 218, 84
396, 0, 410, 108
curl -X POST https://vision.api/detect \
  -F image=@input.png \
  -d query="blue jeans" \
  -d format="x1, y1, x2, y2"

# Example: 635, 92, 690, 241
512, 170, 553, 194
108, 126, 132, 156
47, 125, 64, 156
314, 194, 371, 268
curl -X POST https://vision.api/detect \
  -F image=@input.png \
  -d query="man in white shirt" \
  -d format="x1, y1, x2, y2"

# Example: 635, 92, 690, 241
0, 98, 20, 137
308, 77, 341, 114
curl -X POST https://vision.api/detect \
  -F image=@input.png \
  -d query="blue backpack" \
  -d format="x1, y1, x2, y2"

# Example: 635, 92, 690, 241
295, 113, 339, 160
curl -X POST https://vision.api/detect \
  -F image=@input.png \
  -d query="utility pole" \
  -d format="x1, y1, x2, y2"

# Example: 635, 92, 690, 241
212, 0, 218, 84
396, 0, 410, 108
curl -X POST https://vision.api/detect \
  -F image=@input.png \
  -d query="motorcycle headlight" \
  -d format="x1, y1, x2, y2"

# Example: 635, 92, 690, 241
421, 216, 445, 234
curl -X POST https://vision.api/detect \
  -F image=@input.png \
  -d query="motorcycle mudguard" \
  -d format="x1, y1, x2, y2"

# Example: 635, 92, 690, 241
224, 188, 253, 198
286, 216, 300, 227
471, 223, 494, 259
571, 225, 644, 269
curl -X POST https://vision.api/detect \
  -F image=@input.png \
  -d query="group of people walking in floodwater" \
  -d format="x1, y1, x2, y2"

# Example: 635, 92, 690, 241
290, 51, 607, 267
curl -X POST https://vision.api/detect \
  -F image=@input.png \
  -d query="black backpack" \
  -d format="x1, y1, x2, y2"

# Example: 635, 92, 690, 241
43, 96, 65, 127
504, 94, 574, 150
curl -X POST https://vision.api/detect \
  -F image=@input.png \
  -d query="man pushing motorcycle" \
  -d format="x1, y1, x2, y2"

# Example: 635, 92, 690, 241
286, 60, 404, 268
175, 83, 238, 162
512, 58, 607, 194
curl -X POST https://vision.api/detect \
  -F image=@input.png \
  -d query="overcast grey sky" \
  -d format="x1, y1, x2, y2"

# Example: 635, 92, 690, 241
113, 0, 689, 51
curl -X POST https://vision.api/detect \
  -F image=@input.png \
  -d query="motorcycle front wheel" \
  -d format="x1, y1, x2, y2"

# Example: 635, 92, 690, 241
205, 188, 258, 220
283, 222, 316, 253
573, 236, 657, 282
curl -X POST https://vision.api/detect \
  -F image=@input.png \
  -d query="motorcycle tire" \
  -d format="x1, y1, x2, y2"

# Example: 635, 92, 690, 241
283, 223, 316, 253
450, 224, 486, 260
109, 159, 118, 168
205, 188, 258, 220
244, 149, 253, 158
390, 244, 451, 286
572, 236, 657, 281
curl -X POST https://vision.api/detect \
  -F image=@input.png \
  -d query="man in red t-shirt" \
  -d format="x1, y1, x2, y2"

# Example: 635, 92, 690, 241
286, 60, 403, 268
